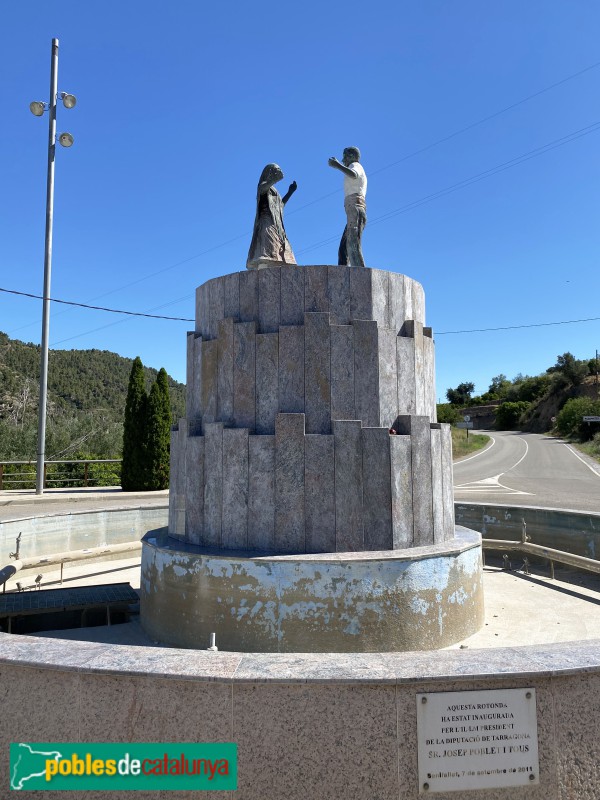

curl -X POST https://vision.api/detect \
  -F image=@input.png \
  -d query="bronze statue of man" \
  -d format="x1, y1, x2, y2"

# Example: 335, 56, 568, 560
328, 147, 367, 267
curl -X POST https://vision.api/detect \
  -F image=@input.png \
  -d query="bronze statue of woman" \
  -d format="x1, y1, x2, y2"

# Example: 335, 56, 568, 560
246, 164, 297, 269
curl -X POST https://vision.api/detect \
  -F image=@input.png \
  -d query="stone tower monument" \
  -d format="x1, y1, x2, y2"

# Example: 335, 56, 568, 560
141, 265, 484, 652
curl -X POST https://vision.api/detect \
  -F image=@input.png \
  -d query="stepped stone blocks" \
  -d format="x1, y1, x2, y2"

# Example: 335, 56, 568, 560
143, 264, 483, 652
169, 265, 453, 553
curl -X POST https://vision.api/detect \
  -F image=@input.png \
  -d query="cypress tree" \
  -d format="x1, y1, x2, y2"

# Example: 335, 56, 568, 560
156, 367, 172, 431
146, 374, 171, 490
121, 356, 148, 491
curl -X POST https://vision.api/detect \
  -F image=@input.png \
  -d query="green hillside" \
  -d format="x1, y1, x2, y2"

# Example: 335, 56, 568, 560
439, 352, 600, 462
0, 331, 185, 460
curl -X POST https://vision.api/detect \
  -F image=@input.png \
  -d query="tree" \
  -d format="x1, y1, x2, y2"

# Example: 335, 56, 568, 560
488, 374, 510, 398
121, 357, 148, 490
446, 382, 475, 406
547, 352, 588, 386
156, 367, 173, 430
146, 371, 171, 490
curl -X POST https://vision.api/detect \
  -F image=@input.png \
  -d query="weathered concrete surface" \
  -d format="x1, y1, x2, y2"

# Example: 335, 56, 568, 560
140, 526, 484, 652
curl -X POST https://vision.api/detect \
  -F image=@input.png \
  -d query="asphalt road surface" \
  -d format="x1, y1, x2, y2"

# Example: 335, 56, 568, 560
453, 430, 600, 513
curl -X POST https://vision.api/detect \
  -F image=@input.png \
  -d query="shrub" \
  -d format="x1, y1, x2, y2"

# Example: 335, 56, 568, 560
495, 401, 530, 430
555, 397, 600, 440
436, 404, 461, 424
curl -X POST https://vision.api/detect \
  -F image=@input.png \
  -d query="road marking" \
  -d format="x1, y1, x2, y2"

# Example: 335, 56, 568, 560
454, 474, 533, 495
454, 436, 496, 464
498, 437, 529, 478
562, 443, 600, 478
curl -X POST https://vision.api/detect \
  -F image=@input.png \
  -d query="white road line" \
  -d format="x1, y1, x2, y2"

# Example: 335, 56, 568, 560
498, 437, 529, 478
562, 443, 600, 478
454, 436, 496, 464
454, 473, 532, 495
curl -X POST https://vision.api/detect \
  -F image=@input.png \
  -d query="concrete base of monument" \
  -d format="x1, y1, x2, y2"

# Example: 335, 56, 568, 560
140, 527, 484, 652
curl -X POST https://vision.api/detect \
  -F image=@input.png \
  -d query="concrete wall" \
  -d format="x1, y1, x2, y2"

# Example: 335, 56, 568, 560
140, 527, 483, 652
455, 503, 600, 560
1, 632, 599, 799
0, 506, 168, 563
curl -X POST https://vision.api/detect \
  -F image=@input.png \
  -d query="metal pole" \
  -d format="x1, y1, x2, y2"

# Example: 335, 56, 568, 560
36, 38, 59, 495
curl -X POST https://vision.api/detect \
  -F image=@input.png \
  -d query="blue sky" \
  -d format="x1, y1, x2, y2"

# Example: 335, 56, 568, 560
1, 1, 599, 401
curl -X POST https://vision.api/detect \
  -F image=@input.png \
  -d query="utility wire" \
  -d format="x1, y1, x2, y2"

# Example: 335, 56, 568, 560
437, 316, 600, 335
367, 58, 600, 180
0, 287, 194, 322
299, 120, 600, 254
3, 281, 599, 339
284, 59, 600, 216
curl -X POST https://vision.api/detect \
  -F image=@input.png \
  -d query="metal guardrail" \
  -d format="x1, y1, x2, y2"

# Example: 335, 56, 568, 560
0, 459, 122, 490
0, 540, 142, 592
482, 521, 600, 577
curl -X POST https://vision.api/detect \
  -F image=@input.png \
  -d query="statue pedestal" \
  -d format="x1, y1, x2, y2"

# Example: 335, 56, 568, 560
141, 527, 483, 652
141, 265, 484, 651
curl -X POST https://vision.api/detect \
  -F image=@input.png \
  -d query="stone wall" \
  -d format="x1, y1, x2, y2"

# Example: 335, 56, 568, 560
170, 265, 451, 553
1, 633, 599, 799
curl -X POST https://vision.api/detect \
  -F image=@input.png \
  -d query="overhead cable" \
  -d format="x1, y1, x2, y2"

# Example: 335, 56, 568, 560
0, 287, 194, 322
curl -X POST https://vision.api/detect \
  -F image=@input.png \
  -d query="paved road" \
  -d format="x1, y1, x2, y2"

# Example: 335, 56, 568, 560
0, 488, 168, 523
453, 430, 600, 513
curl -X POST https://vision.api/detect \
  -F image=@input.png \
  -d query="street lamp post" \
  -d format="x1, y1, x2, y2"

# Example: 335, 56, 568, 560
30, 38, 76, 494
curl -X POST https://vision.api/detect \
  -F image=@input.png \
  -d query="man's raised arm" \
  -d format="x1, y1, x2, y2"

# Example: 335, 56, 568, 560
328, 156, 357, 178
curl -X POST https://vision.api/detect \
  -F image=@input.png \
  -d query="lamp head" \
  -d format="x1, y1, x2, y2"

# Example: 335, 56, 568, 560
58, 132, 74, 148
60, 92, 77, 109
29, 101, 46, 117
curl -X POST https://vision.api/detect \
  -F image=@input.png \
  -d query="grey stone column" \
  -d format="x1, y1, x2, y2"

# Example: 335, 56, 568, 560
334, 420, 364, 551
362, 427, 393, 550
248, 435, 275, 551
222, 428, 249, 550
217, 319, 234, 426
281, 265, 304, 325
430, 424, 445, 544
331, 325, 355, 421
441, 423, 455, 541
353, 320, 379, 427
223, 272, 240, 319
233, 321, 256, 431
259, 268, 281, 333
390, 434, 413, 548
256, 333, 279, 434
305, 312, 331, 434
184, 435, 204, 545
279, 326, 304, 413
394, 415, 433, 546
305, 435, 335, 553
275, 413, 305, 553
203, 421, 223, 547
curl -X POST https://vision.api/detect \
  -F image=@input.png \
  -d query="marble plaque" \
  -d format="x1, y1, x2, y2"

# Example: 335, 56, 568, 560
416, 688, 539, 793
